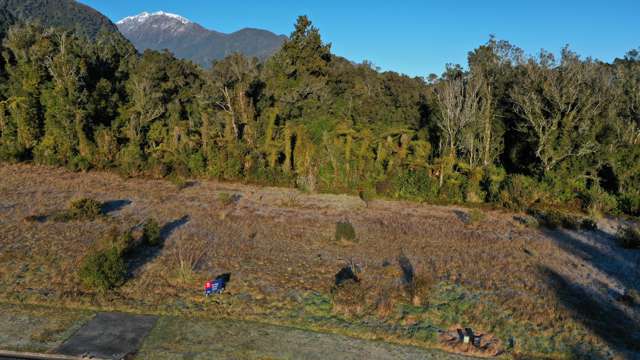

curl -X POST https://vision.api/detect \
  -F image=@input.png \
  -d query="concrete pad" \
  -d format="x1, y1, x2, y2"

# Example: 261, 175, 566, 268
56, 313, 157, 359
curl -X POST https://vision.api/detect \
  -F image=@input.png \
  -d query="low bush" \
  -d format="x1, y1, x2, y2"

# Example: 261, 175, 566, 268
169, 175, 189, 190
78, 246, 126, 292
618, 192, 640, 217
68, 156, 91, 172
438, 177, 465, 204
218, 192, 235, 206
142, 218, 162, 246
528, 208, 580, 230
101, 227, 135, 255
51, 198, 103, 222
499, 175, 544, 211
616, 225, 640, 249
578, 185, 618, 216
69, 198, 103, 219
391, 170, 438, 201
481, 165, 507, 203
335, 221, 356, 242
469, 208, 486, 224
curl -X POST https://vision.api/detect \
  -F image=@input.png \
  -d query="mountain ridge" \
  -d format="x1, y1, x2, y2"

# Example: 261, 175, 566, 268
117, 11, 287, 67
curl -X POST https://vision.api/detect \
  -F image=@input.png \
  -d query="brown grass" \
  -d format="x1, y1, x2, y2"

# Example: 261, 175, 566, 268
0, 163, 638, 359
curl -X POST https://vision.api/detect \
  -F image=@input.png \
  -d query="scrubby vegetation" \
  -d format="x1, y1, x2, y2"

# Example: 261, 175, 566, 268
142, 218, 161, 246
335, 221, 356, 242
78, 246, 126, 292
0, 16, 638, 219
616, 225, 640, 249
78, 227, 139, 291
51, 198, 103, 222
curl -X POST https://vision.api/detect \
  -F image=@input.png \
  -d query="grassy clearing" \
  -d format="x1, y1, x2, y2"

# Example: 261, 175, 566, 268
0, 164, 637, 359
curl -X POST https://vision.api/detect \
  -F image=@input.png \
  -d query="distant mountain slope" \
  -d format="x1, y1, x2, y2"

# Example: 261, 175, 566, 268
0, 0, 120, 39
117, 12, 287, 66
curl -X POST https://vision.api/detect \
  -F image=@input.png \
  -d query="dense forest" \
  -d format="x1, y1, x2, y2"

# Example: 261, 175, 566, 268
0, 16, 638, 217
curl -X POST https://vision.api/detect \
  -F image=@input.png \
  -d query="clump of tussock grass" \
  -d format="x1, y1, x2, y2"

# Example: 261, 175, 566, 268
469, 208, 486, 224
171, 235, 208, 283
335, 220, 356, 242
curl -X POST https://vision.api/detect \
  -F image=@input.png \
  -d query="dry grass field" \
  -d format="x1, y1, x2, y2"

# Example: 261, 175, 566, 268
1, 164, 639, 359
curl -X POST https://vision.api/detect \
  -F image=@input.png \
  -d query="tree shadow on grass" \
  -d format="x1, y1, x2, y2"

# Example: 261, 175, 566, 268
101, 199, 132, 214
160, 215, 190, 239
127, 215, 190, 276
543, 228, 640, 294
541, 267, 640, 359
538, 227, 640, 358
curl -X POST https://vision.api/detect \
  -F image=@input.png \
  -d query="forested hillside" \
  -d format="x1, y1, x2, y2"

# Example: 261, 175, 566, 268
0, 0, 120, 39
0, 16, 638, 217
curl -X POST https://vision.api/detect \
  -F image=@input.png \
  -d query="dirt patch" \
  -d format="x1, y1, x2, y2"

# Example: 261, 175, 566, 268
55, 312, 157, 359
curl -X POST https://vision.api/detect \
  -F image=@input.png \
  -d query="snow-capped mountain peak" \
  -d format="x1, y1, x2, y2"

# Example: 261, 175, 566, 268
117, 11, 191, 25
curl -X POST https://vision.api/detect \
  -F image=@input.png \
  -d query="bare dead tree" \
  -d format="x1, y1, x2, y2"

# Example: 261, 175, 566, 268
511, 49, 605, 173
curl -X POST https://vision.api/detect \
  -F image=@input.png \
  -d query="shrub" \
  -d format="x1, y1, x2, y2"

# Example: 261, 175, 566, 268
142, 218, 161, 246
578, 185, 618, 216
391, 170, 438, 201
101, 227, 135, 255
463, 167, 485, 203
616, 226, 640, 249
500, 175, 543, 211
618, 192, 640, 217
117, 143, 145, 177
529, 208, 580, 230
69, 156, 91, 172
187, 151, 206, 175
469, 208, 486, 223
78, 247, 126, 291
52, 198, 103, 222
335, 221, 356, 242
218, 192, 234, 206
169, 175, 189, 190
482, 165, 507, 203
68, 198, 103, 219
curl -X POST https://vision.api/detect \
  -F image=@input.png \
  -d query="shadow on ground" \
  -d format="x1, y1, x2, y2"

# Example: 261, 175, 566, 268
127, 215, 190, 276
160, 215, 190, 239
540, 228, 640, 359
101, 199, 132, 214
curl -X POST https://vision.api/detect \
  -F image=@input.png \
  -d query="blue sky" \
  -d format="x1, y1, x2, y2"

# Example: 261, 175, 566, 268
81, 0, 639, 77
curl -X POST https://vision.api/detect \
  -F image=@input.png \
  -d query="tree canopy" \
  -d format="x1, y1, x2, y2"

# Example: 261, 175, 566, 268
0, 16, 639, 217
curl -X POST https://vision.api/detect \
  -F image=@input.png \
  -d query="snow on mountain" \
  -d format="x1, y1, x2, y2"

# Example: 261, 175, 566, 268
117, 11, 191, 25
116, 11, 287, 67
